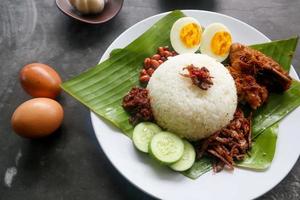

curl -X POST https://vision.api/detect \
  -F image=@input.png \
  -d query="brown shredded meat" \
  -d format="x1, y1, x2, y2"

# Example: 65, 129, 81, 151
181, 65, 213, 90
122, 87, 154, 125
196, 108, 252, 172
228, 43, 292, 109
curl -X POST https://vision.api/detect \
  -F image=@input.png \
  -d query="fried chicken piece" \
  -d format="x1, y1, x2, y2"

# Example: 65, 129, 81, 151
230, 43, 292, 92
229, 66, 268, 109
228, 43, 292, 109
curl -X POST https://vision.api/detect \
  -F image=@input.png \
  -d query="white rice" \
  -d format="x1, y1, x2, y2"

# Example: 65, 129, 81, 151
147, 53, 237, 141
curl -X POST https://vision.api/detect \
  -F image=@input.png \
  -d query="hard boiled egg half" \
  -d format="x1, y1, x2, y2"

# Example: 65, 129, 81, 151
200, 23, 232, 62
170, 17, 203, 54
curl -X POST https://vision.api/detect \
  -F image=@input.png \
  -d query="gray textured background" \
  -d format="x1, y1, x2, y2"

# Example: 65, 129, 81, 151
1, 0, 300, 199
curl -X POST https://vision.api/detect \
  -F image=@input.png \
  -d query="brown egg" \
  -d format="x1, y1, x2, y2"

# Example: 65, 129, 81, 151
11, 98, 64, 138
20, 63, 62, 99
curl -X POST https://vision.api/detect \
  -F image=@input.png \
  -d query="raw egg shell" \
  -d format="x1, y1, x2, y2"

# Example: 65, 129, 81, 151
11, 98, 64, 138
20, 63, 62, 99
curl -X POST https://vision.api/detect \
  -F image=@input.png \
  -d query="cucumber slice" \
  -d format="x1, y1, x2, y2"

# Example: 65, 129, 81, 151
149, 132, 184, 164
170, 140, 196, 171
132, 122, 162, 153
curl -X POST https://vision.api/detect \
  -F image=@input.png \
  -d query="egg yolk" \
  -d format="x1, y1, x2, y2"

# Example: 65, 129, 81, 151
180, 23, 201, 48
211, 31, 232, 56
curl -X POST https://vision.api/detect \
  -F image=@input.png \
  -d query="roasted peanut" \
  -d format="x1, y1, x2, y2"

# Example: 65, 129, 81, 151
152, 54, 161, 60
147, 68, 155, 76
139, 75, 150, 83
158, 47, 164, 54
140, 46, 177, 84
140, 69, 147, 76
151, 59, 160, 68
162, 51, 171, 57
144, 58, 151, 69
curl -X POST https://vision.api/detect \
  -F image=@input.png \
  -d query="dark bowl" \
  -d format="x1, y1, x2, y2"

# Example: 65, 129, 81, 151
56, 0, 123, 24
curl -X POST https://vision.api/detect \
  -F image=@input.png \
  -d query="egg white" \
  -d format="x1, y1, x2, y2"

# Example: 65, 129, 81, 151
170, 17, 202, 54
200, 23, 232, 62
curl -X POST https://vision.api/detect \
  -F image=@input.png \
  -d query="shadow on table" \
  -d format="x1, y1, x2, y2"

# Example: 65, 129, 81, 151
55, 10, 126, 52
15, 128, 70, 185
156, 0, 216, 12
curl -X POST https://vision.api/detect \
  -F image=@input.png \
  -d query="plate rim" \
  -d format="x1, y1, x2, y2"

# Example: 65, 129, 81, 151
90, 10, 300, 200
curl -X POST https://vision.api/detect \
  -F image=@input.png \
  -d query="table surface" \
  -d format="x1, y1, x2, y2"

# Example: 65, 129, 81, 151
1, 0, 300, 199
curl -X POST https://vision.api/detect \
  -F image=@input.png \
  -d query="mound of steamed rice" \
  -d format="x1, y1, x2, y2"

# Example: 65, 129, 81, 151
147, 53, 237, 141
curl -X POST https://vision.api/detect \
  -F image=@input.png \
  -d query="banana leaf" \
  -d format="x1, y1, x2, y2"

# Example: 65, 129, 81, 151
237, 123, 278, 169
252, 80, 300, 138
183, 156, 213, 179
61, 10, 300, 179
251, 37, 298, 71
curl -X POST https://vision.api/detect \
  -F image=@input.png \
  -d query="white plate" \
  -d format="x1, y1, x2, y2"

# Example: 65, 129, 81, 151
91, 10, 300, 200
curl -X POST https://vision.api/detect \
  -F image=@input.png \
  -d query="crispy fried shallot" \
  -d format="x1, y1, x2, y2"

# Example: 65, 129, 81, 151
181, 65, 213, 90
